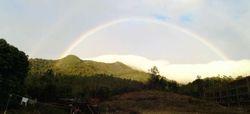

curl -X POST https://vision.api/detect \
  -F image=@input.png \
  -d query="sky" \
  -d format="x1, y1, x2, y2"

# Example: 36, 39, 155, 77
1, 0, 250, 82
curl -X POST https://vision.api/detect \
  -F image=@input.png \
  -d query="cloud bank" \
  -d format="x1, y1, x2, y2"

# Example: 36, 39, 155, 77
85, 55, 250, 83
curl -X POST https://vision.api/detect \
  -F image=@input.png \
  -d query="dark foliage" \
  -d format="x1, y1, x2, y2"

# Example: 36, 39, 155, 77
25, 69, 144, 102
0, 39, 29, 108
179, 75, 234, 98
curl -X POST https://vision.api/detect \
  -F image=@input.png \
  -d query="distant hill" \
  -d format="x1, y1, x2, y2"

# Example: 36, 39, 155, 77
29, 55, 150, 82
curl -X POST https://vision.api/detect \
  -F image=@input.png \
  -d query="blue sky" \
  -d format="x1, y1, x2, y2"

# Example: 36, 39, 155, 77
1, 0, 250, 82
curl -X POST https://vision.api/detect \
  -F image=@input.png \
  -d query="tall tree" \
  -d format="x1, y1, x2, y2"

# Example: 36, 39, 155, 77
147, 66, 163, 89
0, 39, 29, 106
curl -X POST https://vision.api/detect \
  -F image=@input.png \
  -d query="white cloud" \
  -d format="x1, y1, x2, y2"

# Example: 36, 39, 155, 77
85, 55, 169, 71
85, 55, 250, 83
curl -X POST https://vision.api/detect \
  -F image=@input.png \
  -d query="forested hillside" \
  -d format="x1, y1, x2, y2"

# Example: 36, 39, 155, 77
29, 55, 150, 82
1, 39, 248, 114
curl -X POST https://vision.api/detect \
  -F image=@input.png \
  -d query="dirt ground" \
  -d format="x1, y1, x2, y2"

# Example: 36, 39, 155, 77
100, 90, 248, 114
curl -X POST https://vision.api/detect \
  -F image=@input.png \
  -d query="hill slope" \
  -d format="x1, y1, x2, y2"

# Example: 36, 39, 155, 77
101, 90, 244, 113
29, 55, 150, 82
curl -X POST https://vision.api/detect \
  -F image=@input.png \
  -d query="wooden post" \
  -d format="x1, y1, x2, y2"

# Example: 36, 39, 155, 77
4, 94, 12, 114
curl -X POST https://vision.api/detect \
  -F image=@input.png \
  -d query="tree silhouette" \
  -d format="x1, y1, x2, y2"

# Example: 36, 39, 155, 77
147, 66, 166, 90
0, 39, 29, 106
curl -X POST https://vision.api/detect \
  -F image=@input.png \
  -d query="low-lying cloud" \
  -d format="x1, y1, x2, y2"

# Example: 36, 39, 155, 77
85, 55, 250, 83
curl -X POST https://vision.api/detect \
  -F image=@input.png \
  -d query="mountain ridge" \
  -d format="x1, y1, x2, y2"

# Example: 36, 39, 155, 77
29, 55, 150, 82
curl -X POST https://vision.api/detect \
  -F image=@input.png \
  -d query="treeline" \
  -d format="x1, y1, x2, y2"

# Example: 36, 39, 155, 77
25, 69, 144, 102
146, 66, 248, 99
25, 67, 182, 102
179, 75, 245, 98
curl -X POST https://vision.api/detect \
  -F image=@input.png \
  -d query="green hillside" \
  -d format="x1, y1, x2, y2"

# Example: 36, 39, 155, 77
29, 55, 150, 82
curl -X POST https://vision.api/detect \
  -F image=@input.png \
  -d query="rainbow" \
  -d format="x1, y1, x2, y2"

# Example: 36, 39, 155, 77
60, 17, 230, 61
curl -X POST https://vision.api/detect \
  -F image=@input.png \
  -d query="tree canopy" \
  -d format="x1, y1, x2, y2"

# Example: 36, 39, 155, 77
0, 39, 29, 107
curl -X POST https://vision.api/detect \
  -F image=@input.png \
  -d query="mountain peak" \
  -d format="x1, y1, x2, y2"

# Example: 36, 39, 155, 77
62, 55, 81, 60
57, 55, 82, 65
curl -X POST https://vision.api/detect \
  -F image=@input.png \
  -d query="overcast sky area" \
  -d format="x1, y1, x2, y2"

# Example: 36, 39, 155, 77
1, 0, 250, 82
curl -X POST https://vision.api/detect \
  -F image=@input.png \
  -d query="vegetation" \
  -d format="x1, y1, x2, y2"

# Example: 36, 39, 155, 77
1, 38, 249, 113
147, 66, 179, 92
26, 69, 144, 102
0, 39, 29, 108
29, 55, 150, 82
179, 75, 235, 98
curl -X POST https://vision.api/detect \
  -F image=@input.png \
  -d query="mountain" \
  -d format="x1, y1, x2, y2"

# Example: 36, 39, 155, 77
29, 55, 150, 82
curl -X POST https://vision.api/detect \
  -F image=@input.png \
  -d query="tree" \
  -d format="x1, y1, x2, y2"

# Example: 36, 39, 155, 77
195, 75, 205, 97
0, 39, 29, 106
147, 66, 166, 90
149, 66, 159, 75
27, 69, 58, 101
